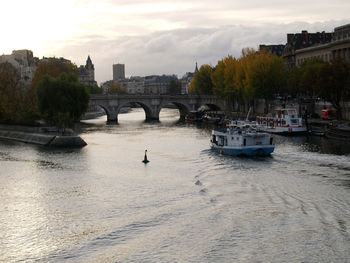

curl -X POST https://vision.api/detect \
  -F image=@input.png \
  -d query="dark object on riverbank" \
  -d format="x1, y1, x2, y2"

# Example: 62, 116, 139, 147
185, 111, 204, 123
308, 122, 327, 136
325, 125, 350, 141
0, 125, 87, 147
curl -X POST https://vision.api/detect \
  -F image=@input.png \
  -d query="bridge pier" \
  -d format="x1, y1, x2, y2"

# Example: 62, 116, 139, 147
107, 116, 118, 123
145, 115, 159, 121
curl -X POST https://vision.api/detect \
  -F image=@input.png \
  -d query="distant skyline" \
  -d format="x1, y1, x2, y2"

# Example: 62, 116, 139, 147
2, 0, 350, 84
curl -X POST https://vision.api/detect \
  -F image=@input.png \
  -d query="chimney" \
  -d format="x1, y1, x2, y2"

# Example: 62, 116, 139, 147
302, 30, 308, 43
322, 31, 326, 43
287, 34, 294, 43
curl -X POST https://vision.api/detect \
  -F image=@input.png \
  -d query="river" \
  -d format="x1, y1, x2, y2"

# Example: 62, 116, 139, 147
1, 108, 350, 262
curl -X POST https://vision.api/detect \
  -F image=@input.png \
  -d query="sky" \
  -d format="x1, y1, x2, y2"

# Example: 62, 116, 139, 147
1, 0, 350, 84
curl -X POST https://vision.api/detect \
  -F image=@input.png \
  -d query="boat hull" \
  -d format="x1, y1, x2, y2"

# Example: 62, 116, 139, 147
211, 144, 275, 156
260, 126, 307, 135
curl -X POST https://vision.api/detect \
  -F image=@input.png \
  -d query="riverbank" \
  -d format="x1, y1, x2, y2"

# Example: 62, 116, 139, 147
0, 124, 87, 147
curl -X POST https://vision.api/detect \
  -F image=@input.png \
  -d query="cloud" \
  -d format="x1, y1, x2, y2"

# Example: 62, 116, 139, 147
50, 19, 349, 85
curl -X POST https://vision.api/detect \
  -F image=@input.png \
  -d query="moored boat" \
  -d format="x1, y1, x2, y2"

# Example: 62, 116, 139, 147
256, 108, 307, 134
210, 121, 274, 156
185, 111, 203, 122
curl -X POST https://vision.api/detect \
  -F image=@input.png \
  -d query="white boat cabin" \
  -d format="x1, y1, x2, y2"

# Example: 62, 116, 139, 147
256, 108, 306, 133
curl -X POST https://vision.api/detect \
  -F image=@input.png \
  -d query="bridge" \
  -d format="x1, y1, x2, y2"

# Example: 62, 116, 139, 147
89, 94, 229, 122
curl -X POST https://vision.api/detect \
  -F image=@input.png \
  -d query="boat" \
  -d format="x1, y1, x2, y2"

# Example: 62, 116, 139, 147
185, 111, 203, 122
210, 121, 275, 156
256, 108, 307, 134
202, 111, 224, 124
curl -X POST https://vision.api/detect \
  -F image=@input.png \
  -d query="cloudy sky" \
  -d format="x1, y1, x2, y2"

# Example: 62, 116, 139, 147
1, 0, 350, 84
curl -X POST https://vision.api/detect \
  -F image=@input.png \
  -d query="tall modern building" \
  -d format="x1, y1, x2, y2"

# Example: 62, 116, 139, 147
113, 63, 125, 80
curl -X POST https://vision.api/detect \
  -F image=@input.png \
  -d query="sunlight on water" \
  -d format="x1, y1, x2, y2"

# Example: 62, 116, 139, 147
1, 108, 350, 262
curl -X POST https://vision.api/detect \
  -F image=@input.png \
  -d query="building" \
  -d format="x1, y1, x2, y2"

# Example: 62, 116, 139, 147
102, 62, 198, 95
180, 72, 194, 94
331, 23, 350, 63
101, 76, 144, 94
123, 76, 145, 94
179, 62, 200, 94
144, 75, 178, 94
0, 50, 39, 87
78, 56, 97, 86
113, 63, 125, 81
283, 30, 332, 68
259, 44, 285, 56
294, 24, 350, 66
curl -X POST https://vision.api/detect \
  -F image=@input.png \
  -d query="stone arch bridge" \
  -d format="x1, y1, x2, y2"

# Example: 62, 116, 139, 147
89, 94, 229, 122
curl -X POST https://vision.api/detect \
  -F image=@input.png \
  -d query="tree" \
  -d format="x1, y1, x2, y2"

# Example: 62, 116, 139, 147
298, 58, 325, 98
247, 53, 286, 110
318, 59, 350, 119
169, 79, 181, 95
86, 85, 103, 94
107, 82, 125, 94
0, 62, 37, 124
223, 56, 238, 100
191, 64, 214, 94
31, 58, 79, 89
211, 56, 238, 110
29, 58, 80, 118
36, 73, 90, 128
188, 79, 196, 94
211, 59, 226, 98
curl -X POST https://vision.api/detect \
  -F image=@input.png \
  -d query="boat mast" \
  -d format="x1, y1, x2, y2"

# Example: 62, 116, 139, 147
246, 107, 252, 121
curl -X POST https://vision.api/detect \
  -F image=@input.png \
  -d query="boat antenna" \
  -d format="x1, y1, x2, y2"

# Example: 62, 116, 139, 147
142, 149, 150, 164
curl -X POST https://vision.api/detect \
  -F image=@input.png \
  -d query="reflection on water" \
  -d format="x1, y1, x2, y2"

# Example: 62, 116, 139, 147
0, 108, 350, 262
273, 133, 350, 156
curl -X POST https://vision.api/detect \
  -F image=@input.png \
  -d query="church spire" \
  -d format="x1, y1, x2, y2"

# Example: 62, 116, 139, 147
86, 55, 94, 70
195, 62, 199, 73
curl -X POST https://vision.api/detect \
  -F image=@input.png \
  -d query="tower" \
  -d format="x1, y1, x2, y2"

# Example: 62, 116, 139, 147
78, 55, 97, 86
85, 55, 95, 80
113, 63, 125, 81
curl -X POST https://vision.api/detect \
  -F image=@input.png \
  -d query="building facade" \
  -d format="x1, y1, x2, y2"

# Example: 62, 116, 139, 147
0, 50, 39, 87
283, 30, 332, 68
123, 76, 145, 94
259, 44, 285, 56
101, 62, 199, 95
113, 63, 125, 81
144, 75, 178, 94
180, 72, 194, 94
331, 24, 350, 63
78, 56, 97, 86
294, 24, 350, 66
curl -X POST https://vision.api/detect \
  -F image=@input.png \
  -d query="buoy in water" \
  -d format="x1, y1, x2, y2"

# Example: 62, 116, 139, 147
142, 150, 150, 163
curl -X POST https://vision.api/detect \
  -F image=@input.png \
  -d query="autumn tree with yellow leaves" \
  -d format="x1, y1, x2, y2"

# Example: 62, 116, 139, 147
189, 64, 214, 94
193, 48, 287, 111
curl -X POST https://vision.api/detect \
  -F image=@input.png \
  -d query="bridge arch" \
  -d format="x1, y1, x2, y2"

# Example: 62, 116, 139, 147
93, 104, 110, 120
117, 101, 157, 122
158, 101, 192, 120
